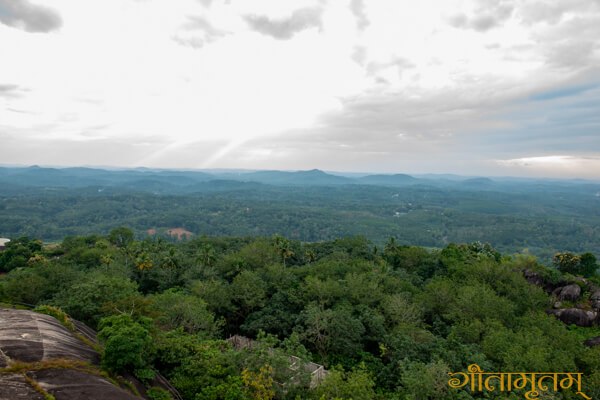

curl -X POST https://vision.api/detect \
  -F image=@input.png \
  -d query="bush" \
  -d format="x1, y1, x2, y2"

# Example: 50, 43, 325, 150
34, 305, 76, 331
146, 387, 173, 400
97, 314, 155, 381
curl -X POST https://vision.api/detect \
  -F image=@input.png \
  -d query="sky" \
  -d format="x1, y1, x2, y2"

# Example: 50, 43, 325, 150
1, 0, 599, 178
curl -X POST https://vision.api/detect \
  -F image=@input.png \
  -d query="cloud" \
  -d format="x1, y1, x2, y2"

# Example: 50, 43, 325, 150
197, 0, 213, 7
0, 0, 62, 33
173, 15, 228, 48
495, 155, 600, 178
0, 84, 26, 98
518, 0, 600, 25
244, 7, 322, 40
530, 83, 599, 101
0, 84, 19, 94
533, 15, 600, 71
366, 57, 415, 80
448, 0, 514, 32
349, 0, 369, 30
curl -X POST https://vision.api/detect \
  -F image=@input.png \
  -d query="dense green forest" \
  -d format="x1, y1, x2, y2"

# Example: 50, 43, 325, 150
1, 166, 600, 262
1, 231, 599, 399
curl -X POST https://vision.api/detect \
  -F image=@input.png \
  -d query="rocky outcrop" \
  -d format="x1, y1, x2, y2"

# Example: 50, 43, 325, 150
546, 308, 598, 327
555, 284, 581, 302
0, 308, 141, 400
29, 369, 141, 400
0, 309, 98, 364
0, 374, 45, 400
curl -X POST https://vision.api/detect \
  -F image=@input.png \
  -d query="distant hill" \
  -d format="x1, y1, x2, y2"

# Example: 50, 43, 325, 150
235, 169, 355, 185
461, 177, 496, 187
358, 173, 418, 186
1, 166, 598, 195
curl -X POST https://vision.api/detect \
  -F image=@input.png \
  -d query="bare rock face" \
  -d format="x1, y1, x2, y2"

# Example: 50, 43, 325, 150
0, 308, 98, 364
0, 374, 45, 400
547, 308, 598, 327
0, 308, 142, 400
30, 369, 140, 400
556, 284, 581, 302
590, 290, 600, 312
584, 336, 600, 347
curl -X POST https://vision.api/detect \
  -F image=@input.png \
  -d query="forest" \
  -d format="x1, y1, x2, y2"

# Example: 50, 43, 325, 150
1, 166, 600, 262
1, 230, 599, 399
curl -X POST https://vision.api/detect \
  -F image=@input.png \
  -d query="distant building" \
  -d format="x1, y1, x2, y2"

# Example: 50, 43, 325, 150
0, 238, 10, 251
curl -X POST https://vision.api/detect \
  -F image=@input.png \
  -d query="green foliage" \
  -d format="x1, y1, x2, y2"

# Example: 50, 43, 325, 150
154, 332, 246, 400
299, 303, 365, 362
98, 314, 155, 380
553, 251, 598, 277
313, 364, 375, 400
108, 227, 134, 248
150, 289, 222, 337
241, 364, 275, 400
34, 305, 76, 331
51, 272, 139, 327
0, 236, 43, 272
481, 312, 582, 372
399, 360, 450, 400
146, 387, 173, 400
1, 231, 599, 399
0, 267, 51, 305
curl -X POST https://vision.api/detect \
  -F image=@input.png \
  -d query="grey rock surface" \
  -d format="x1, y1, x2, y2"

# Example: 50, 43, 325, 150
31, 369, 140, 400
547, 308, 598, 327
0, 308, 141, 400
0, 308, 98, 363
0, 373, 45, 400
557, 284, 581, 302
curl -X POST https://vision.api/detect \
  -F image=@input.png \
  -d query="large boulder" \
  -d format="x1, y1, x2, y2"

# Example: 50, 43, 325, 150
546, 308, 597, 327
556, 284, 581, 302
590, 290, 600, 312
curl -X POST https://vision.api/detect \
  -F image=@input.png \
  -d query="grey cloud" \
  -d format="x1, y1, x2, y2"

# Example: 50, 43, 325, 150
546, 40, 596, 70
449, 0, 514, 32
351, 46, 367, 65
0, 0, 62, 33
0, 84, 19, 93
173, 35, 205, 49
244, 7, 322, 40
184, 16, 227, 37
518, 0, 600, 25
0, 84, 25, 98
174, 15, 228, 49
532, 15, 600, 71
253, 70, 600, 174
471, 15, 498, 31
350, 0, 369, 30
448, 14, 468, 28
366, 57, 415, 79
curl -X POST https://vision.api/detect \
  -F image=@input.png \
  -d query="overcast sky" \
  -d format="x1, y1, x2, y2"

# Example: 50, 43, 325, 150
1, 0, 599, 178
